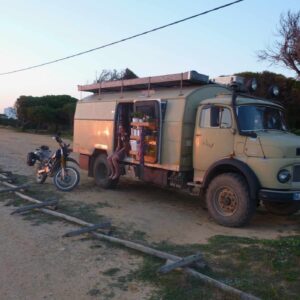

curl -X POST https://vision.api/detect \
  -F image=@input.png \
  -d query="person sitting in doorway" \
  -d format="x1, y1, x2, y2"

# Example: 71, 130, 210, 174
108, 125, 130, 180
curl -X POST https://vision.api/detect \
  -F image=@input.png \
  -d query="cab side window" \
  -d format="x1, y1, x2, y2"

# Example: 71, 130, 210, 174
200, 107, 212, 128
200, 106, 232, 128
220, 108, 232, 128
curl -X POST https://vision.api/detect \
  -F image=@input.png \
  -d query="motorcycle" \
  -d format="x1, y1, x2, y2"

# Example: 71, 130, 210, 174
27, 135, 80, 191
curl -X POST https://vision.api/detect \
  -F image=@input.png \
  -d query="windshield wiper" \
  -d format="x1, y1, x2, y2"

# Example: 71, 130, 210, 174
265, 128, 288, 132
241, 130, 257, 138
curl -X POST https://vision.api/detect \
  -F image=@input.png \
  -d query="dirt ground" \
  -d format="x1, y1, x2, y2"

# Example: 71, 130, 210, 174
0, 127, 299, 299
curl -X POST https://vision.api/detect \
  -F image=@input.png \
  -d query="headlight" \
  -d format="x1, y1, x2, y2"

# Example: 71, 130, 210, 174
250, 78, 257, 91
246, 78, 258, 92
277, 169, 291, 183
268, 85, 280, 97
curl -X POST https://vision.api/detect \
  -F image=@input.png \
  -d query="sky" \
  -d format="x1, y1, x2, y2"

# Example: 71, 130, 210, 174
0, 0, 299, 113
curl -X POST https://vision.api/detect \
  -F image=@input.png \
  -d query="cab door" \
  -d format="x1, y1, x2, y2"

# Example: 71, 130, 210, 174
193, 105, 235, 180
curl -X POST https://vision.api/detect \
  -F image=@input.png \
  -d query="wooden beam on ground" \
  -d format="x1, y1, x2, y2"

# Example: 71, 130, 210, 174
0, 184, 29, 194
63, 222, 111, 237
158, 252, 204, 274
4, 199, 18, 206
0, 180, 259, 300
11, 199, 59, 215
0, 176, 16, 183
88, 232, 259, 300
0, 172, 15, 182
0, 171, 13, 177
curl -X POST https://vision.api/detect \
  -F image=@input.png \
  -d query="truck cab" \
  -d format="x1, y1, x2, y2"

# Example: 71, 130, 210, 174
74, 71, 300, 227
192, 91, 300, 226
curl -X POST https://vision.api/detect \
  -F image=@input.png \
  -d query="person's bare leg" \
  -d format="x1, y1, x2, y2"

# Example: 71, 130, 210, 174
107, 155, 115, 178
112, 156, 120, 180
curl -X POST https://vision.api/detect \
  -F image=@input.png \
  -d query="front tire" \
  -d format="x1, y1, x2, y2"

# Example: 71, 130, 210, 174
206, 173, 255, 227
263, 201, 300, 216
93, 154, 118, 189
53, 166, 80, 192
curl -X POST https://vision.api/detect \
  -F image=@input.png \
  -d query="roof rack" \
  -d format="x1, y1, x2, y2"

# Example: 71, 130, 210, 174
78, 71, 209, 94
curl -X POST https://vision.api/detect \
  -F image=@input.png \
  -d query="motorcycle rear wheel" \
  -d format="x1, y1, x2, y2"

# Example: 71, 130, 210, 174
36, 173, 47, 184
53, 166, 80, 192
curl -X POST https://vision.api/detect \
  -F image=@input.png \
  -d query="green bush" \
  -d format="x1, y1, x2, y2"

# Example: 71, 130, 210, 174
15, 94, 77, 133
291, 129, 300, 135
0, 117, 18, 127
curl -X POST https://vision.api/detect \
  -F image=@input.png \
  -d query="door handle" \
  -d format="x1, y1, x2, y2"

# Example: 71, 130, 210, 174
196, 134, 202, 137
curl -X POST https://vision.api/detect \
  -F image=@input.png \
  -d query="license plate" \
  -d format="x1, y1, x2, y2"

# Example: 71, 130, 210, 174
293, 192, 300, 201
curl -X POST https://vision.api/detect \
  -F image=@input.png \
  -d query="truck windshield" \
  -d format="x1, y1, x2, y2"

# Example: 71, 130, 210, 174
236, 105, 288, 132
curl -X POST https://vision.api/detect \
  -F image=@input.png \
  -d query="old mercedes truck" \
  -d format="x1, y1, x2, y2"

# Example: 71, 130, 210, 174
73, 71, 300, 227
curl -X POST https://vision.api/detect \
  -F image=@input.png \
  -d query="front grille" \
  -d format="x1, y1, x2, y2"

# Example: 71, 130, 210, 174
293, 165, 300, 182
297, 148, 300, 156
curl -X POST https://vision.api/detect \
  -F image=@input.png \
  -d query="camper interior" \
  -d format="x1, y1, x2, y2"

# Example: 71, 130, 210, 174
115, 101, 162, 164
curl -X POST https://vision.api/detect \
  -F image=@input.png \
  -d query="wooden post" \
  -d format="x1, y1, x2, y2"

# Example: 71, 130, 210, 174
0, 177, 16, 183
179, 72, 184, 96
147, 76, 151, 97
158, 252, 204, 274
0, 184, 29, 193
63, 222, 111, 237
98, 82, 102, 99
4, 199, 18, 206
120, 79, 124, 98
11, 199, 58, 215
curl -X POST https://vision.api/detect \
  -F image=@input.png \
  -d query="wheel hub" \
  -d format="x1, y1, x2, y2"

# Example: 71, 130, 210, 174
215, 188, 238, 216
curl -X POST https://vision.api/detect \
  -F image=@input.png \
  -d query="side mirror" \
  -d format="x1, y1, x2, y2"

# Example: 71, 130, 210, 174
52, 135, 61, 143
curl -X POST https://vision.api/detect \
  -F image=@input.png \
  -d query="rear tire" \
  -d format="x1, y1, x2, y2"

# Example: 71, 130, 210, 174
93, 154, 118, 189
36, 173, 47, 184
206, 173, 255, 227
263, 201, 300, 216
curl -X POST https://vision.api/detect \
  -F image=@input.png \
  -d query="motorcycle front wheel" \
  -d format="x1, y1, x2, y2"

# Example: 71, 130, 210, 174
53, 166, 80, 192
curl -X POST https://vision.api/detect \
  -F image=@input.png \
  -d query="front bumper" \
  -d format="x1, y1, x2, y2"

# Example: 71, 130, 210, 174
259, 189, 300, 202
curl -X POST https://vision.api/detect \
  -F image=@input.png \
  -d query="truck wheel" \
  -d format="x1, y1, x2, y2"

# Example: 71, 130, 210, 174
263, 201, 300, 216
93, 154, 118, 189
206, 173, 255, 227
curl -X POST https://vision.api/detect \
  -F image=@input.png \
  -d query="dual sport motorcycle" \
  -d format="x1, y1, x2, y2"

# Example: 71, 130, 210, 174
27, 135, 80, 191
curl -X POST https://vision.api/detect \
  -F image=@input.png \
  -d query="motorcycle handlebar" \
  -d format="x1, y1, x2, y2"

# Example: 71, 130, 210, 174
52, 135, 62, 144
52, 136, 72, 152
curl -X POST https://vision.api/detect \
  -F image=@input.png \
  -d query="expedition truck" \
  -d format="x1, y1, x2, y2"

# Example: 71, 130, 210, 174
74, 71, 300, 227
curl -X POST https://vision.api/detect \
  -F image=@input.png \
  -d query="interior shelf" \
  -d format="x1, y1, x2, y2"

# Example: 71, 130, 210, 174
129, 150, 157, 164
129, 150, 138, 155
147, 140, 157, 146
130, 135, 140, 140
130, 122, 156, 130
130, 136, 156, 145
129, 120, 157, 164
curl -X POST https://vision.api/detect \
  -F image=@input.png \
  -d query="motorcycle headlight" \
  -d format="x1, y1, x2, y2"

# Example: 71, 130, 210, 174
277, 169, 291, 183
